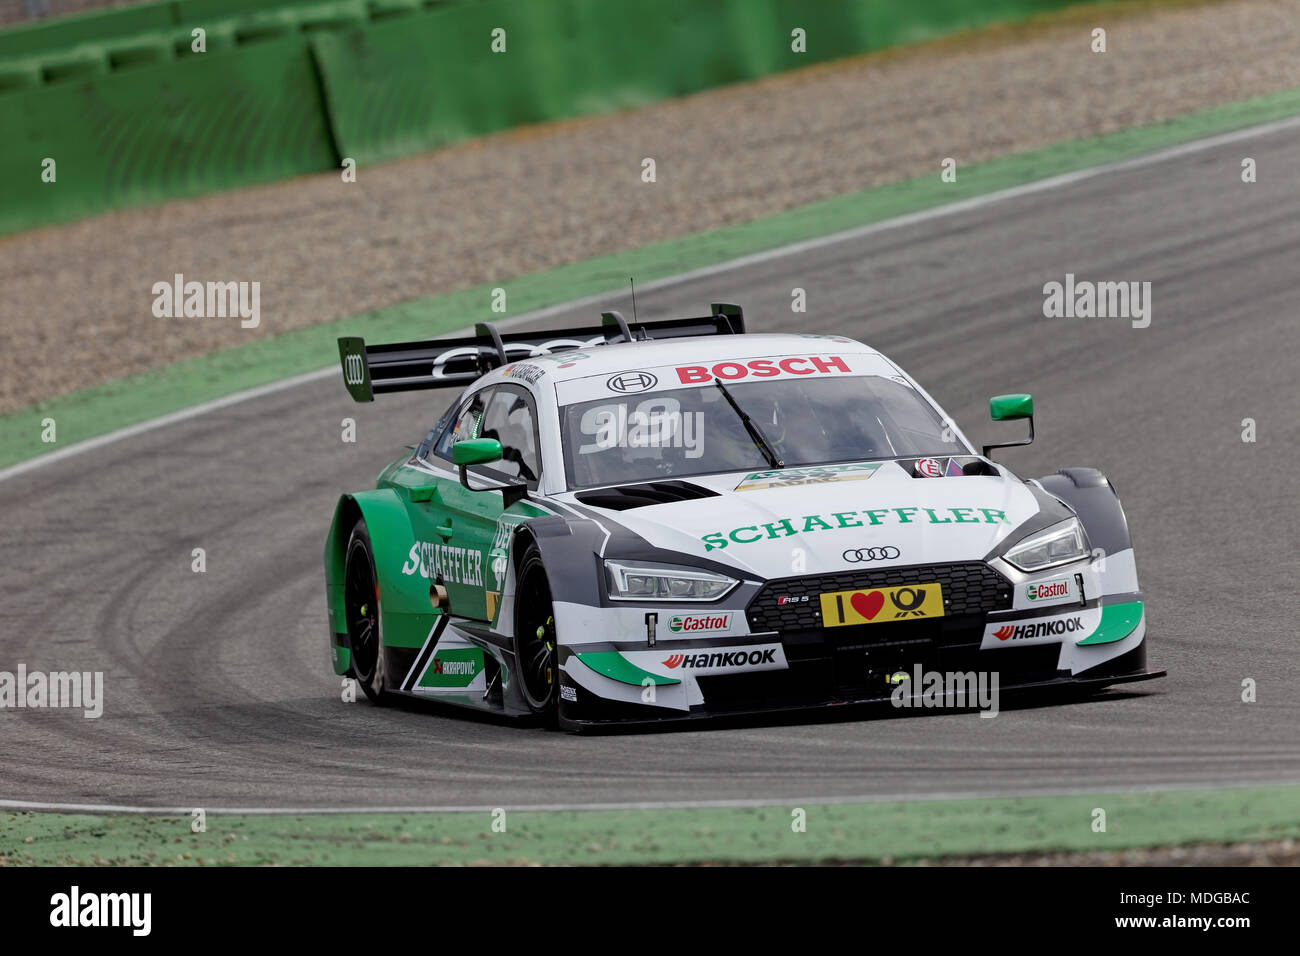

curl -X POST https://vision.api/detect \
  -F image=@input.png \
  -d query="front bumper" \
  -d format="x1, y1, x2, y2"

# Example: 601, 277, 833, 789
555, 555, 1162, 730
559, 639, 1164, 731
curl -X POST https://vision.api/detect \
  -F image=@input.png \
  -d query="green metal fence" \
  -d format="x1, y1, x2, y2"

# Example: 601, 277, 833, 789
0, 0, 1105, 235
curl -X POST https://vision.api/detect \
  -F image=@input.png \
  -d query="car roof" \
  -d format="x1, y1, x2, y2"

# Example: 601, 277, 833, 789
477, 332, 882, 389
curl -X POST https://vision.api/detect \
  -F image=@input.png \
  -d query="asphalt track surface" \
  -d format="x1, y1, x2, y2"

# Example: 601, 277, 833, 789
3, 122, 1299, 812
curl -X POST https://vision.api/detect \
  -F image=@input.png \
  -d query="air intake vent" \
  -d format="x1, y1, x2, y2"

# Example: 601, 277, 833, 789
574, 481, 719, 511
747, 562, 1012, 632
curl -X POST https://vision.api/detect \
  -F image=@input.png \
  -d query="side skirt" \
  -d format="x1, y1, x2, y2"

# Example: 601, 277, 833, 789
381, 615, 533, 718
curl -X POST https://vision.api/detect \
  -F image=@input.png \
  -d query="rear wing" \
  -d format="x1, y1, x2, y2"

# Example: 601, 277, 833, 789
337, 303, 744, 402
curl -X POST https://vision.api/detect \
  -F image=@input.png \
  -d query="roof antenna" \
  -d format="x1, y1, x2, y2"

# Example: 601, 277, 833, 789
629, 277, 640, 337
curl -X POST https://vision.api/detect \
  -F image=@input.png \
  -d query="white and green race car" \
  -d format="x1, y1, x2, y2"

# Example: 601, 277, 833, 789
324, 304, 1163, 730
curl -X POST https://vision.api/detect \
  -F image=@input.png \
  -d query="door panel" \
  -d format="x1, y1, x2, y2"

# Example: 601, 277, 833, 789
386, 390, 490, 620
421, 478, 493, 619
440, 385, 543, 621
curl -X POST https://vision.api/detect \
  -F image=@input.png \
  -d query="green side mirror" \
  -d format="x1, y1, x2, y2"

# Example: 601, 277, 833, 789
452, 438, 503, 467
990, 393, 1034, 421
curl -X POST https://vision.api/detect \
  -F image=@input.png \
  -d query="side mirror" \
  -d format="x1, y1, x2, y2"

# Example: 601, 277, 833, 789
983, 393, 1035, 458
451, 438, 529, 505
990, 394, 1033, 421
453, 437, 503, 493
451, 438, 503, 467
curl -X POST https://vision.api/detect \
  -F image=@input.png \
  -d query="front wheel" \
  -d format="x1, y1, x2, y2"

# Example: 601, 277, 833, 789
513, 543, 558, 721
344, 518, 389, 703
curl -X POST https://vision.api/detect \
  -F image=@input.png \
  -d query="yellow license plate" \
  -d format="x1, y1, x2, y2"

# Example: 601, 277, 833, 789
819, 582, 945, 627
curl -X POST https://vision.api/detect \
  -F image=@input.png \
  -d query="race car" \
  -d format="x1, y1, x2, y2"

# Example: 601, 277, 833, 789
324, 303, 1163, 730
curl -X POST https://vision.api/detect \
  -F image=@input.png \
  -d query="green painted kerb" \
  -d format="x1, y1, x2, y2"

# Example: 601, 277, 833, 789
3, 784, 1298, 866
1078, 600, 1143, 646
574, 652, 680, 686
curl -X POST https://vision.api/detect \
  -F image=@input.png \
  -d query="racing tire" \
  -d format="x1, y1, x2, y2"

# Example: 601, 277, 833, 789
344, 518, 390, 704
513, 542, 559, 724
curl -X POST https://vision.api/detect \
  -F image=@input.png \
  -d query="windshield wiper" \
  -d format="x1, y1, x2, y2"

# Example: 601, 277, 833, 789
714, 380, 784, 469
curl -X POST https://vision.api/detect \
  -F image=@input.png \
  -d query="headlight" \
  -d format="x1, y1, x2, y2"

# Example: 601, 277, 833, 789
1003, 518, 1088, 572
604, 560, 738, 602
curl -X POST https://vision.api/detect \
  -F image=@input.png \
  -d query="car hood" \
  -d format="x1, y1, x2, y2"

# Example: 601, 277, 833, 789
572, 459, 1050, 579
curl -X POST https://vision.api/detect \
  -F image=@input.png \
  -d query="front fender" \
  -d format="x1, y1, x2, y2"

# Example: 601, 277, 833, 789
1034, 467, 1133, 558
516, 515, 607, 607
1034, 468, 1149, 674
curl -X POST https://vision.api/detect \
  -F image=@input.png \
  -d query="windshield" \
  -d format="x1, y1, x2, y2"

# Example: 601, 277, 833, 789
560, 375, 967, 488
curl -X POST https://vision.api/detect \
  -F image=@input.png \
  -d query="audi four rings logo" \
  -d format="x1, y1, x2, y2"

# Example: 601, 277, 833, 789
343, 352, 365, 386
607, 371, 658, 393
842, 546, 901, 562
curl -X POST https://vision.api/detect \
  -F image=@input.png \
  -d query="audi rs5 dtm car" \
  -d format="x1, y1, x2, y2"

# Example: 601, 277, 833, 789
324, 304, 1164, 730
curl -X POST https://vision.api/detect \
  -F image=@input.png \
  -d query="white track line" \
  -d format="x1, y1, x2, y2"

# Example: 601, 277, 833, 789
3, 113, 1298, 488
0, 367, 337, 485
3, 777, 1298, 816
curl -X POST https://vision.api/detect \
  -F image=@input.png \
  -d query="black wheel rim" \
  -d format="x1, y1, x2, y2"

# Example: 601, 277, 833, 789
517, 566, 556, 710
345, 539, 380, 683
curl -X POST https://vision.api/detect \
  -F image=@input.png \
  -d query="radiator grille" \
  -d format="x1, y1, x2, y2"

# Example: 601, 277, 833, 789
746, 562, 1012, 632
